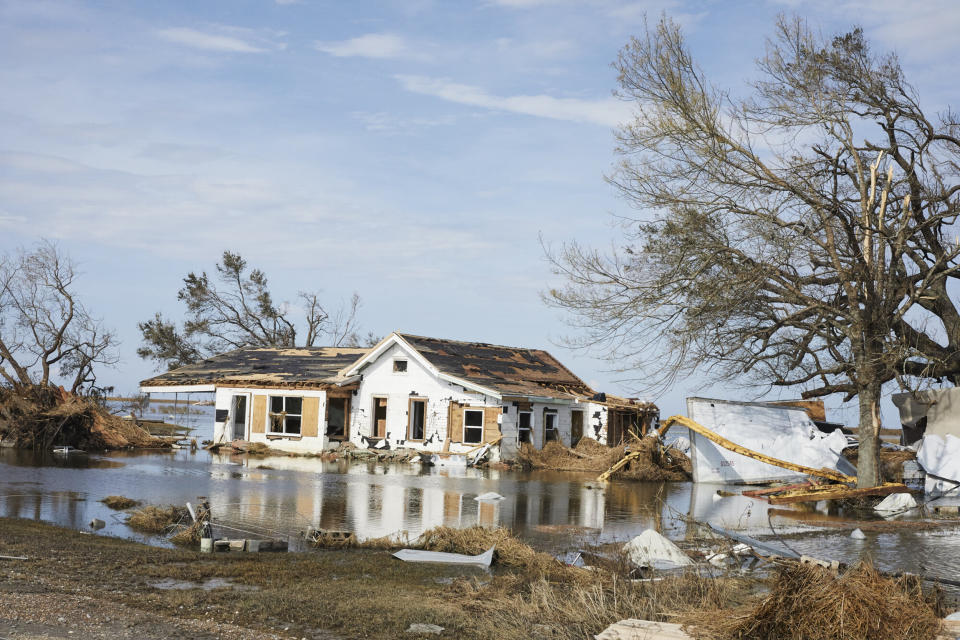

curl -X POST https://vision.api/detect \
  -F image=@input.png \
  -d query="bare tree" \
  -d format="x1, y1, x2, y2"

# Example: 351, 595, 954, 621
0, 241, 118, 394
546, 17, 960, 487
139, 251, 365, 369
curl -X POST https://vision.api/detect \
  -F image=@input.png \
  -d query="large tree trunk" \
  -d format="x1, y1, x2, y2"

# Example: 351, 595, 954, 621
856, 383, 882, 488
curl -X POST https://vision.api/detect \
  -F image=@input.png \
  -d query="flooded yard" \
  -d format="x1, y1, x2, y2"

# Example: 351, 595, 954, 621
1, 447, 959, 586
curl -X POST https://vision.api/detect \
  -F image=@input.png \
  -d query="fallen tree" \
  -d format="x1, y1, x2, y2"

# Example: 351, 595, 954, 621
518, 438, 691, 481
0, 385, 165, 450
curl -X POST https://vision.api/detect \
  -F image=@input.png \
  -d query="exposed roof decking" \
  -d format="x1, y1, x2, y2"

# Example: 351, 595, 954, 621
140, 346, 370, 389
397, 333, 594, 399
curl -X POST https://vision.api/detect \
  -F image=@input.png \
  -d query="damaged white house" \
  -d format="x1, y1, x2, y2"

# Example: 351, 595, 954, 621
139, 332, 658, 460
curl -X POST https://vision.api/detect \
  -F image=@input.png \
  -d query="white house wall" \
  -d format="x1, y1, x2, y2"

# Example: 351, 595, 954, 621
213, 386, 331, 454
349, 342, 496, 454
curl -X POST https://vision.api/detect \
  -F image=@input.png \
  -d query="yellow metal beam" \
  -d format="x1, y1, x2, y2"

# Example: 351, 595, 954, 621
657, 415, 856, 484
596, 449, 645, 482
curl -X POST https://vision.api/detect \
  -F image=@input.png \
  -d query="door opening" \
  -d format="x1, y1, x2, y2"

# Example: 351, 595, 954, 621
373, 397, 388, 438
231, 395, 247, 441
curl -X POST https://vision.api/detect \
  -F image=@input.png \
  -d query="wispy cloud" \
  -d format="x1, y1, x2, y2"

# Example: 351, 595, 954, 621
315, 33, 418, 59
395, 75, 630, 127
156, 27, 281, 53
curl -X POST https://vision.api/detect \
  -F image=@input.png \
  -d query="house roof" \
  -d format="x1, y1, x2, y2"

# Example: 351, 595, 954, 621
395, 333, 594, 399
139, 346, 370, 390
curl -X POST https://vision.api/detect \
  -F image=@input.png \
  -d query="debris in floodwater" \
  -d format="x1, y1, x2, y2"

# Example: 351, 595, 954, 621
474, 492, 504, 501
874, 492, 918, 517
850, 528, 866, 540
622, 529, 693, 570
393, 546, 495, 567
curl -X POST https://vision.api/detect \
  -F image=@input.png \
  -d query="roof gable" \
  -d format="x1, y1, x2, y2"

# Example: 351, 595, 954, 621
396, 333, 593, 399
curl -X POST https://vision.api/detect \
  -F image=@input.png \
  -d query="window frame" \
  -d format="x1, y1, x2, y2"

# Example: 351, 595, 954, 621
543, 409, 559, 442
393, 358, 408, 373
268, 395, 303, 436
463, 408, 484, 444
408, 398, 428, 441
326, 395, 350, 440
517, 410, 533, 444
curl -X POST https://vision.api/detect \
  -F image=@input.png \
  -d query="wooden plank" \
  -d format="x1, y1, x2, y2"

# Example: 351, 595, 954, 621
742, 482, 814, 498
483, 406, 501, 443
767, 482, 910, 505
251, 395, 266, 434
658, 415, 855, 484
448, 401, 463, 443
301, 397, 319, 438
596, 619, 694, 640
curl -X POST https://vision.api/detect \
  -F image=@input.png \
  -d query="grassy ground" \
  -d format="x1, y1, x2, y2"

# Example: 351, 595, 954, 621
0, 517, 761, 640
0, 518, 495, 639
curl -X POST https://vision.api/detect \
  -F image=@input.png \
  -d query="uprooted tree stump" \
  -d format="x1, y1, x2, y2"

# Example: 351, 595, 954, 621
0, 385, 166, 451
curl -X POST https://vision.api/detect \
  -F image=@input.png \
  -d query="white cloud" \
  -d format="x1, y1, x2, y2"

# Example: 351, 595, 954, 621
315, 33, 416, 59
494, 37, 577, 59
395, 75, 631, 127
156, 27, 270, 53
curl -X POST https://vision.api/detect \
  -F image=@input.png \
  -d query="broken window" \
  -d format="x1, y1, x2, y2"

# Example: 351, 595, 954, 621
393, 359, 408, 373
571, 410, 584, 447
327, 397, 348, 439
269, 396, 302, 435
409, 398, 427, 440
544, 410, 559, 442
463, 409, 484, 444
518, 411, 532, 443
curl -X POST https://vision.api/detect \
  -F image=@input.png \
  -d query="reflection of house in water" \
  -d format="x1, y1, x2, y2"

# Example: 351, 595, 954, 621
140, 332, 658, 461
206, 455, 610, 540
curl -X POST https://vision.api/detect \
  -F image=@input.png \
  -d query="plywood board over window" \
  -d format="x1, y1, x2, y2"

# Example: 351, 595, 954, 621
301, 397, 320, 438
252, 395, 267, 434
448, 401, 464, 442
483, 406, 501, 443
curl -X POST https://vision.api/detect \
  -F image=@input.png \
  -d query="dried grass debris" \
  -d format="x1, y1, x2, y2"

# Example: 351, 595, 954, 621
100, 496, 140, 510
126, 506, 189, 535
689, 562, 942, 640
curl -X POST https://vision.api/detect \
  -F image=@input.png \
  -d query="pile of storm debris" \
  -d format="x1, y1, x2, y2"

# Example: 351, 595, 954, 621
211, 439, 423, 463
516, 437, 691, 481
0, 385, 165, 450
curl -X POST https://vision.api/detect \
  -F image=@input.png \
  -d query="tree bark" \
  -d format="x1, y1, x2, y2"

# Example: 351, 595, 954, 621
856, 383, 882, 488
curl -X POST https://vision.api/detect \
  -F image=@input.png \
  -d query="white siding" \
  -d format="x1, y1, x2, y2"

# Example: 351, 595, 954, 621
350, 342, 499, 455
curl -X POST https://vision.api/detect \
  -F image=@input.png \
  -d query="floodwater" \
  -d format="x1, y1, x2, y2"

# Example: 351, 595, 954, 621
1, 447, 959, 588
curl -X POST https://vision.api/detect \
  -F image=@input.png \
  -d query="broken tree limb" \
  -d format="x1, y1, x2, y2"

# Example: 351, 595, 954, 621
764, 482, 911, 505
597, 449, 645, 482
657, 415, 856, 484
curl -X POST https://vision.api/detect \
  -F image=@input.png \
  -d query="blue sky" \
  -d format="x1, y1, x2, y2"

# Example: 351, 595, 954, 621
2, 0, 960, 423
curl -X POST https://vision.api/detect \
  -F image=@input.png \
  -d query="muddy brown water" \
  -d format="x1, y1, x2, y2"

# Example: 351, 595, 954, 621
1, 447, 959, 591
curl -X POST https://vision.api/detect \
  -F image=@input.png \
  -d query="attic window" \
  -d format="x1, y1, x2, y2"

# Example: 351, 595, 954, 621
393, 359, 408, 373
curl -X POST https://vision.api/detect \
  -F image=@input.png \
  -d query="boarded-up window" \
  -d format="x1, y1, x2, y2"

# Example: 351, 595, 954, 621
301, 397, 319, 438
448, 401, 464, 443
483, 406, 501, 443
409, 399, 427, 440
252, 395, 267, 434
463, 409, 483, 444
